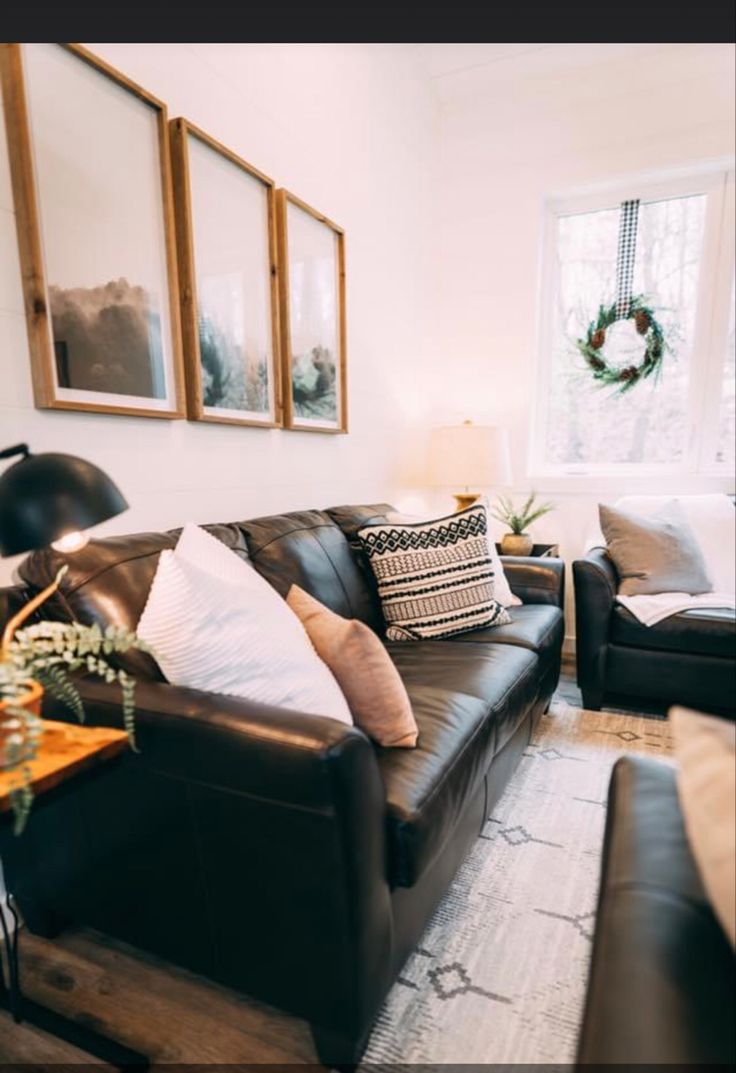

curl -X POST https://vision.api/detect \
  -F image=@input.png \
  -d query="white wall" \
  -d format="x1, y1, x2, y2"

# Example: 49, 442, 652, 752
2, 44, 734, 645
0, 43, 439, 584
430, 43, 736, 643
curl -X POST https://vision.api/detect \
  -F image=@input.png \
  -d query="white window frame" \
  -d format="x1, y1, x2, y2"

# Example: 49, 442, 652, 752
529, 163, 736, 486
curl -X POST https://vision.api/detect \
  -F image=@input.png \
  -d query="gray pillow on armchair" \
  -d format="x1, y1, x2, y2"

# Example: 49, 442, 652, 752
599, 500, 713, 596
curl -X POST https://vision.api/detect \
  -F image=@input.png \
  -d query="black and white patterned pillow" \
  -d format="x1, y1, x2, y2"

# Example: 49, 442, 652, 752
356, 505, 511, 641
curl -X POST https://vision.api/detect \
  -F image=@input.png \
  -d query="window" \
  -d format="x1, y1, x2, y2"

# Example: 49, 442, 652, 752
533, 169, 735, 476
716, 283, 735, 468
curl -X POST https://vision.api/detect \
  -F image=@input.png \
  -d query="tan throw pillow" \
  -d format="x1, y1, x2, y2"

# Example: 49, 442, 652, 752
286, 585, 418, 748
671, 706, 735, 948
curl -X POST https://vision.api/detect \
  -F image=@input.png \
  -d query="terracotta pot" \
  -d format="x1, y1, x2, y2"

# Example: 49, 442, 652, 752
500, 532, 534, 556
0, 678, 44, 770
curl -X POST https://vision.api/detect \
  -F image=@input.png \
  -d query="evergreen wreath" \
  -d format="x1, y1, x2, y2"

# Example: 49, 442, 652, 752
576, 294, 667, 394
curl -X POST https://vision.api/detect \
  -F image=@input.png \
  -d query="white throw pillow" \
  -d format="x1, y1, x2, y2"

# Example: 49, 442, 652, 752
615, 494, 735, 595
137, 524, 352, 724
385, 510, 521, 607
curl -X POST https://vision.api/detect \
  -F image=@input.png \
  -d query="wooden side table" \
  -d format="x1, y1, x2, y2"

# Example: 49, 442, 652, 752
0, 719, 147, 1068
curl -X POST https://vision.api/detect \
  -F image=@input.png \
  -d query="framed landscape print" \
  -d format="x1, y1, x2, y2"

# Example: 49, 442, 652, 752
169, 118, 281, 427
0, 43, 185, 417
276, 190, 347, 433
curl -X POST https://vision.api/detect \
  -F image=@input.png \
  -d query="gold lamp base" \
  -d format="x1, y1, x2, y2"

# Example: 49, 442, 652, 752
453, 493, 481, 512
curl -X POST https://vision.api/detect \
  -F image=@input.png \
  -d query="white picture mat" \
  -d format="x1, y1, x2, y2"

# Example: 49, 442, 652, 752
188, 132, 275, 421
22, 43, 177, 407
287, 199, 341, 428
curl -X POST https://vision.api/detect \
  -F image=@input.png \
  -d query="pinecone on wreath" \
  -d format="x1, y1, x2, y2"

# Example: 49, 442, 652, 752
591, 328, 606, 349
619, 365, 640, 382
634, 310, 650, 335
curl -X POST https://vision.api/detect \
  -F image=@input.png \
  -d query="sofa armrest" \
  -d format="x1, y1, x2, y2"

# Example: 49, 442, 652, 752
573, 548, 618, 707
58, 677, 375, 808
501, 555, 565, 608
41, 677, 394, 1042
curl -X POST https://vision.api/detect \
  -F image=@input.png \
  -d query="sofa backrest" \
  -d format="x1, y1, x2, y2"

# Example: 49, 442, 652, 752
239, 505, 392, 632
17, 523, 250, 679
14, 504, 395, 679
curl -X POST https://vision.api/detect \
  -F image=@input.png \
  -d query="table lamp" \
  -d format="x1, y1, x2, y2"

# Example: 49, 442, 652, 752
0, 443, 128, 653
429, 420, 512, 511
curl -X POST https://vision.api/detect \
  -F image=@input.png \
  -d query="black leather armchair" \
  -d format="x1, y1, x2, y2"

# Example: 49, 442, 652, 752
574, 547, 735, 716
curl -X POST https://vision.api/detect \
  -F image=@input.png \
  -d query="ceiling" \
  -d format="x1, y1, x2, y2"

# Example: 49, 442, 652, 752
411, 43, 551, 80
410, 43, 670, 88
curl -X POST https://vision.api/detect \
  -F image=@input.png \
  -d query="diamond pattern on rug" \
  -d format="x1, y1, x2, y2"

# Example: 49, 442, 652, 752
428, 962, 511, 1004
534, 908, 597, 941
481, 821, 563, 849
362, 696, 674, 1066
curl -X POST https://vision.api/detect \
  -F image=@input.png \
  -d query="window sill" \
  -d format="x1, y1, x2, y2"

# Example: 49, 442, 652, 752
525, 467, 736, 496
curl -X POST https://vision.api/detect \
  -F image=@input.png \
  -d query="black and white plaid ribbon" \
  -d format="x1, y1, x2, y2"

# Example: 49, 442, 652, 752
615, 199, 640, 320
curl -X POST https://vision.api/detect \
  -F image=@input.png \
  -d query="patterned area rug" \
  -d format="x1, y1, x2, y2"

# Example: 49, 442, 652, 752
362, 695, 674, 1066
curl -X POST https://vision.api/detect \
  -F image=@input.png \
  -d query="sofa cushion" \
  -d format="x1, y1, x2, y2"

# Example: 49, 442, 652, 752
239, 509, 384, 631
378, 641, 539, 887
449, 604, 564, 672
611, 604, 735, 658
17, 523, 249, 679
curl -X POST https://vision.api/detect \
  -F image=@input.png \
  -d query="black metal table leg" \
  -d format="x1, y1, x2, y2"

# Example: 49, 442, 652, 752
0, 891, 21, 1022
0, 893, 149, 1070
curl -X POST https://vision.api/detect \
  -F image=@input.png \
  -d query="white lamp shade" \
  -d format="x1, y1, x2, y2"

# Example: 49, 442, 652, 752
429, 422, 512, 489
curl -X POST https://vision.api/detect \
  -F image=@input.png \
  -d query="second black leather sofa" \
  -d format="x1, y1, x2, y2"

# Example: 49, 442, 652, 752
577, 755, 735, 1065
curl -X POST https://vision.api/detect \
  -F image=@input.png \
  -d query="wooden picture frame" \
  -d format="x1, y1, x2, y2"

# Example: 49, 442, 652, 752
0, 43, 185, 418
169, 118, 282, 427
276, 189, 347, 433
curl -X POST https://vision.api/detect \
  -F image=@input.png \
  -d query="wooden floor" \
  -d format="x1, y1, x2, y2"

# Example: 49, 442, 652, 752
0, 664, 583, 1067
0, 928, 317, 1066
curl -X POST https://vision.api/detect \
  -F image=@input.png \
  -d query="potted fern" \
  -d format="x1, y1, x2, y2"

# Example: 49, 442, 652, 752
1, 610, 151, 833
490, 491, 555, 556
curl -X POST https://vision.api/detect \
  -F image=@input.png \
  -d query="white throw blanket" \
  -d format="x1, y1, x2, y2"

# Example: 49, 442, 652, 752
616, 591, 736, 627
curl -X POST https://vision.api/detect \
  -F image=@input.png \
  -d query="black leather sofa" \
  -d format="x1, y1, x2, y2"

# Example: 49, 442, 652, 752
0, 503, 565, 1065
574, 546, 736, 716
577, 755, 735, 1065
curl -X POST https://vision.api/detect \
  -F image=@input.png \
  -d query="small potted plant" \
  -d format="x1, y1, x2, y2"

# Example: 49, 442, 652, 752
490, 492, 554, 556
1, 612, 151, 832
